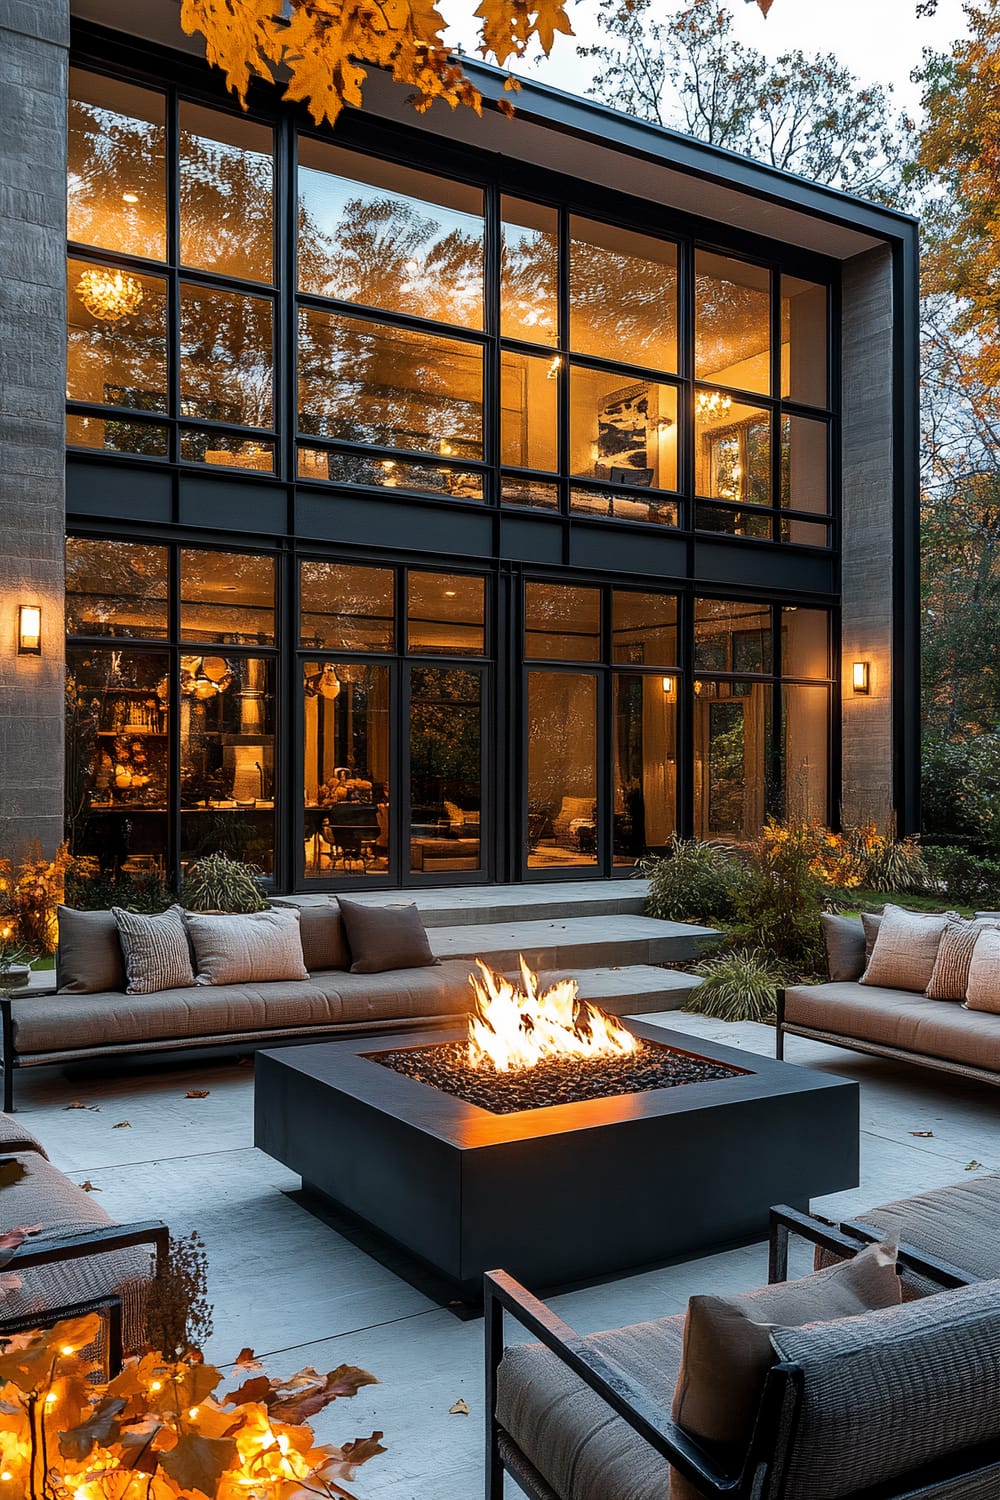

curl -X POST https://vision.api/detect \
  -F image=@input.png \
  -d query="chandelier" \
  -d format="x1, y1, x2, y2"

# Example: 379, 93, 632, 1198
77, 265, 143, 321
696, 390, 733, 420
180, 655, 234, 700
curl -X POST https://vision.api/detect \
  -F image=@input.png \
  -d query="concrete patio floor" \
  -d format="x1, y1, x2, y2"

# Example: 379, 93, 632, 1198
10, 1011, 1000, 1499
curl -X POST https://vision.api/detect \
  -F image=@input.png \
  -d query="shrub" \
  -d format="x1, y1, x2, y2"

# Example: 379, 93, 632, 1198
640, 836, 745, 923
845, 821, 928, 893
0, 840, 72, 954
734, 819, 828, 970
180, 851, 268, 913
922, 733, 1000, 858
685, 947, 784, 1024
64, 863, 175, 914
923, 844, 1000, 908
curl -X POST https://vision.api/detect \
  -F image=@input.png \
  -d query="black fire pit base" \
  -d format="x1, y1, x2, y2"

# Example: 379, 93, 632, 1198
254, 1022, 858, 1297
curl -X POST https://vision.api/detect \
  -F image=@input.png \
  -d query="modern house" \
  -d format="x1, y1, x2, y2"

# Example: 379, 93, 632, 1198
2, 1, 919, 895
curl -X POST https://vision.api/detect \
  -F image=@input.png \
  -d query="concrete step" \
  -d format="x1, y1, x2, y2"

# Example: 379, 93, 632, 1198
573, 965, 702, 1015
429, 913, 718, 971
322, 879, 652, 927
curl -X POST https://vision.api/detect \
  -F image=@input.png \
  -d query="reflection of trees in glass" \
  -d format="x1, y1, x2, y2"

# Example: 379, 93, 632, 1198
180, 288, 274, 429
180, 119, 273, 282
67, 263, 168, 410
300, 562, 394, 651
708, 702, 745, 836
695, 271, 769, 381
68, 90, 165, 259
299, 191, 482, 328
66, 539, 168, 636
409, 669, 481, 792
570, 231, 678, 370
501, 216, 559, 345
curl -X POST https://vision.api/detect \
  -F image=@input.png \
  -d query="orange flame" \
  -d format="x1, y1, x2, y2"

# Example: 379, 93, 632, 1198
466, 956, 639, 1072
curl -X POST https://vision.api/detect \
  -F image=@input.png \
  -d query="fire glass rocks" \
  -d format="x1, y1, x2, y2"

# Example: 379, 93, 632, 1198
254, 1022, 860, 1299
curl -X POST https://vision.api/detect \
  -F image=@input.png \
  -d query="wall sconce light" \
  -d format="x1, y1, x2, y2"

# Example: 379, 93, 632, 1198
17, 605, 41, 655
852, 661, 870, 694
661, 675, 675, 694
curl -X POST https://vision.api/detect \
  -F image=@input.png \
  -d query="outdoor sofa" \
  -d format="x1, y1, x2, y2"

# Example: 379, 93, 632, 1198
0, 899, 480, 1110
777, 908, 1000, 1086
0, 1108, 166, 1367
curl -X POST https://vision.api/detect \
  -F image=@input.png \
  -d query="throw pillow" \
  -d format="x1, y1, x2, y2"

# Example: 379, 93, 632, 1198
860, 911, 883, 961
671, 1241, 900, 1486
860, 904, 951, 993
56, 906, 126, 994
185, 908, 309, 986
337, 897, 438, 974
964, 926, 1000, 1015
290, 901, 351, 973
820, 913, 866, 982
926, 917, 1000, 1001
112, 905, 196, 996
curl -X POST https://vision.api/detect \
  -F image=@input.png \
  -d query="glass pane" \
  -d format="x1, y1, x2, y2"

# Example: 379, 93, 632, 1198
782, 276, 827, 407
66, 412, 169, 457
301, 561, 395, 651
694, 503, 772, 540
779, 516, 829, 547
67, 259, 167, 411
180, 285, 274, 429
502, 476, 559, 510
782, 608, 829, 680
782, 683, 828, 824
781, 413, 828, 514
570, 370, 677, 491
68, 70, 166, 261
527, 671, 597, 868
695, 393, 770, 505
298, 139, 484, 328
303, 661, 390, 878
614, 674, 676, 864
695, 251, 770, 395
181, 432, 275, 472
694, 599, 772, 674
408, 572, 485, 655
66, 539, 168, 639
297, 447, 484, 500
180, 103, 273, 282
180, 549, 275, 644
180, 655, 276, 876
501, 350, 559, 471
525, 583, 600, 661
570, 487, 678, 526
65, 646, 169, 885
612, 591, 677, 666
410, 668, 482, 874
570, 217, 678, 373
500, 197, 558, 346
693, 679, 774, 841
298, 309, 483, 457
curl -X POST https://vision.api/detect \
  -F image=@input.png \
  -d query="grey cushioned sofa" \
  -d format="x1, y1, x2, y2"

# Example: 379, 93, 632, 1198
777, 911, 1000, 1086
0, 902, 480, 1110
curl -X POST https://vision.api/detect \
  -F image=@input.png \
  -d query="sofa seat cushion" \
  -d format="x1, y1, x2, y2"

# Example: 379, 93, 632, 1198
0, 1151, 153, 1338
307, 958, 478, 1025
10, 980, 341, 1057
784, 982, 1000, 1072
854, 1173, 1000, 1282
496, 1313, 685, 1500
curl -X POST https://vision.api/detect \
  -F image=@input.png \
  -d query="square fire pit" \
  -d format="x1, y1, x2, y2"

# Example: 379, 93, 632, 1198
254, 1021, 858, 1296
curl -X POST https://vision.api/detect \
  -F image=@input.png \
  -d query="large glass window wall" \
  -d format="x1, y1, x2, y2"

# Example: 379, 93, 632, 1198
67, 70, 833, 544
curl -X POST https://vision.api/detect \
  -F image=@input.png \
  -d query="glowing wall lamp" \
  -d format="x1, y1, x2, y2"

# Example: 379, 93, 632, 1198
852, 660, 870, 695
17, 605, 41, 656
661, 675, 675, 694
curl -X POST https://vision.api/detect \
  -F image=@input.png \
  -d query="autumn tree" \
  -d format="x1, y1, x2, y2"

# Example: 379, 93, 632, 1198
578, 0, 911, 204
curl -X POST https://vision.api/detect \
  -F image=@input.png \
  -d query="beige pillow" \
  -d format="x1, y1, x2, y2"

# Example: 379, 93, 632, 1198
112, 905, 196, 995
964, 926, 1000, 1014
861, 904, 951, 993
185, 908, 309, 986
670, 1241, 900, 1487
926, 917, 1000, 1001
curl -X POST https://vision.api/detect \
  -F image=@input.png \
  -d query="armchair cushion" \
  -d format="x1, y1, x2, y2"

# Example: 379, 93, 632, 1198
770, 1278, 1000, 1499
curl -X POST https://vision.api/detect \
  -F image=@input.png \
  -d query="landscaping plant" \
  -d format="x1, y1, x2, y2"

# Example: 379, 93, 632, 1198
0, 841, 72, 954
923, 845, 1000, 909
179, 852, 268, 914
845, 821, 928, 893
733, 819, 830, 971
686, 947, 785, 1025
640, 835, 746, 924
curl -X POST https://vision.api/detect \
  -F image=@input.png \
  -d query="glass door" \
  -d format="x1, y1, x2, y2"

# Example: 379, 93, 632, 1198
406, 663, 487, 879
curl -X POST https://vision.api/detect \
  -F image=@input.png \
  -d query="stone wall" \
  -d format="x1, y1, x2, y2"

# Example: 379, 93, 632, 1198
840, 245, 895, 828
0, 0, 69, 857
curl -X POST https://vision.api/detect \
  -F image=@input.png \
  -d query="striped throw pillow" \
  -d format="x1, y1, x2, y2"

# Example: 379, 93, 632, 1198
112, 905, 196, 995
926, 917, 1000, 1001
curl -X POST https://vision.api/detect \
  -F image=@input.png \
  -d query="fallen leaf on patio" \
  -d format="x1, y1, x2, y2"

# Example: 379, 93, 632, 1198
79, 1179, 102, 1192
234, 1347, 261, 1370
113, 1120, 131, 1128
449, 1398, 470, 1415
186, 1090, 210, 1099
910, 1130, 934, 1137
0, 1161, 27, 1190
965, 1160, 983, 1171
65, 1101, 86, 1109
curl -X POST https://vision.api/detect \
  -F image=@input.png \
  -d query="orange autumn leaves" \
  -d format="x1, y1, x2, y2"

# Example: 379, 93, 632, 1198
181, 0, 775, 129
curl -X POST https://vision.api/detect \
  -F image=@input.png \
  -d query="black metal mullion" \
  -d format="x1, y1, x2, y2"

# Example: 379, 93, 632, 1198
166, 86, 180, 465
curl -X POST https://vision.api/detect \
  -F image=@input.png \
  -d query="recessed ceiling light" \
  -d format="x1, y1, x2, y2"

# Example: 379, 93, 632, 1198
444, 590, 456, 597
122, 192, 139, 203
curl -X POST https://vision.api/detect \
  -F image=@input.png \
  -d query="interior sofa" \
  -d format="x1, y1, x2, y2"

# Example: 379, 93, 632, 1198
0, 899, 481, 1110
0, 1109, 166, 1365
777, 908, 1000, 1087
